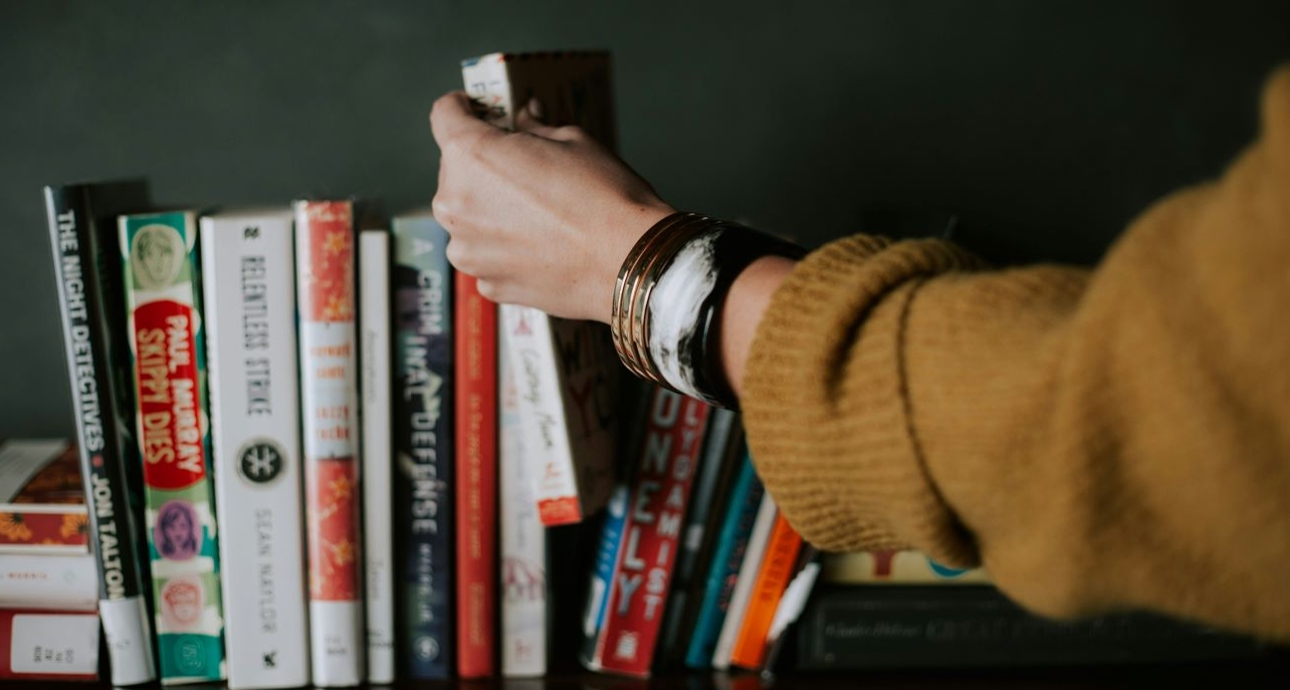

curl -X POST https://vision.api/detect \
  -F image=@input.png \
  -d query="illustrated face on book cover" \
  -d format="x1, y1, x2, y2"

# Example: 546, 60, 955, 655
156, 499, 201, 560
132, 223, 184, 289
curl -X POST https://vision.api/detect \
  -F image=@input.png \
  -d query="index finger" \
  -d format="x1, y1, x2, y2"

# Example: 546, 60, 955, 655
429, 91, 496, 147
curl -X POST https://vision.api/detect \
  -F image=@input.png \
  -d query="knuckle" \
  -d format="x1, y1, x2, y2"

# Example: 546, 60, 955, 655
475, 279, 498, 301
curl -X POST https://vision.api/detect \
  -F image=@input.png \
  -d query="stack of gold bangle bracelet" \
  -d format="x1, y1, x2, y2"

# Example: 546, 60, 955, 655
611, 212, 716, 388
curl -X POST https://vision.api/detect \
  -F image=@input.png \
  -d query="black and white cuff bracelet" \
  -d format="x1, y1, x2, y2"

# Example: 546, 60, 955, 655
611, 212, 805, 409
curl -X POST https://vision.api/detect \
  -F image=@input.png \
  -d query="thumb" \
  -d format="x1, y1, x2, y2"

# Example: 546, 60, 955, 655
514, 97, 564, 139
430, 91, 495, 147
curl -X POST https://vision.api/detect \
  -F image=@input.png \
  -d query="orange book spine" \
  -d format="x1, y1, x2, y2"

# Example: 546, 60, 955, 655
729, 513, 803, 669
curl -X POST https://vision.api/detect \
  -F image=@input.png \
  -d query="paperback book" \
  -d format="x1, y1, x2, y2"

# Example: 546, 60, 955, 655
119, 209, 226, 684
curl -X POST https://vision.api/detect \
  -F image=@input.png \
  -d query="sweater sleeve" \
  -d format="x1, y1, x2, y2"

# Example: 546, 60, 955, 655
741, 67, 1290, 641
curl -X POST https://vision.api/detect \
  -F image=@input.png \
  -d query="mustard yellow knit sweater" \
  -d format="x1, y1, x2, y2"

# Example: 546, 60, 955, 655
743, 67, 1290, 641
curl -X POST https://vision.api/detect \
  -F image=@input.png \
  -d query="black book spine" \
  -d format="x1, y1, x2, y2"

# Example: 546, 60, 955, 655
391, 215, 455, 679
796, 586, 1264, 670
44, 182, 157, 685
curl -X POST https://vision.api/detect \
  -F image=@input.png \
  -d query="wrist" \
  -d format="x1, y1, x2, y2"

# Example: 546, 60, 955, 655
590, 200, 674, 323
609, 212, 804, 408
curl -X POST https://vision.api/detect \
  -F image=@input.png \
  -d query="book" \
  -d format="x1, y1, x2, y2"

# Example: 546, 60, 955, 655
579, 484, 629, 665
795, 585, 1264, 670
462, 50, 620, 527
359, 228, 395, 685
119, 209, 226, 684
685, 454, 764, 669
200, 208, 310, 690
583, 388, 711, 678
454, 269, 497, 678
758, 547, 821, 679
0, 608, 100, 682
0, 553, 97, 611
0, 439, 90, 555
499, 325, 547, 677
294, 199, 365, 687
44, 180, 157, 686
655, 409, 742, 669
712, 491, 778, 671
390, 211, 454, 679
730, 513, 803, 669
822, 549, 991, 585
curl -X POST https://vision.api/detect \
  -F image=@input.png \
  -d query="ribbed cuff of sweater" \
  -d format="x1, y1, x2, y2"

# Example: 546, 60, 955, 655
742, 234, 982, 567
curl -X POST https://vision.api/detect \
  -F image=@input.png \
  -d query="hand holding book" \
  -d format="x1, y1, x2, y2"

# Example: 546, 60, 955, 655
429, 91, 673, 323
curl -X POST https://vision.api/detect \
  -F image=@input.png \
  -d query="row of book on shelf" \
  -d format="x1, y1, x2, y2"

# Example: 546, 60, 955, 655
14, 50, 1265, 688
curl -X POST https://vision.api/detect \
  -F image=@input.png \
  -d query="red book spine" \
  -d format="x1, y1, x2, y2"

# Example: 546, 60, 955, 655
593, 389, 710, 677
730, 513, 803, 669
0, 609, 99, 681
295, 200, 365, 685
455, 273, 497, 678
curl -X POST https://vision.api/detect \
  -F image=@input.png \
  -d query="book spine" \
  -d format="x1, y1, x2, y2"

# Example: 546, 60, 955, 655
590, 389, 710, 677
656, 408, 739, 667
712, 492, 778, 670
119, 210, 226, 684
202, 212, 310, 690
579, 483, 629, 668
759, 547, 821, 678
500, 306, 582, 525
0, 609, 100, 681
796, 586, 1262, 669
454, 271, 497, 678
391, 215, 454, 679
44, 184, 156, 686
294, 200, 364, 687
685, 455, 763, 669
730, 513, 803, 669
359, 229, 394, 684
499, 327, 547, 677
0, 553, 98, 610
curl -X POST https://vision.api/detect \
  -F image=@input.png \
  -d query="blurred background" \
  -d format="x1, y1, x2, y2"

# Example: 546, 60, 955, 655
3, 0, 1289, 437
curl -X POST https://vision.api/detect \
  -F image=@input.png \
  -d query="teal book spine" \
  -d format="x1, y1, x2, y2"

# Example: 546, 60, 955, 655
119, 210, 226, 684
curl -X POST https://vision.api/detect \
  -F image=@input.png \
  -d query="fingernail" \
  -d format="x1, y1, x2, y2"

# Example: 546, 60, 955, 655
526, 97, 545, 121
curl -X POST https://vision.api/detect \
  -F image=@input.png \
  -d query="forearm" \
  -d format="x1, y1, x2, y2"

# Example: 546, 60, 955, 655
741, 68, 1290, 640
718, 256, 797, 398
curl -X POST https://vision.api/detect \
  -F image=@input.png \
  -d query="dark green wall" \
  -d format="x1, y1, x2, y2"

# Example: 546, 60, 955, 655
3, 0, 1288, 436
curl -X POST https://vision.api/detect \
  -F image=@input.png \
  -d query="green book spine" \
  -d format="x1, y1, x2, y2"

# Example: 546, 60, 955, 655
118, 210, 226, 684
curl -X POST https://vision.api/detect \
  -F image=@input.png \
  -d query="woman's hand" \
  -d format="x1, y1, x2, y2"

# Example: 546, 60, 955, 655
429, 91, 674, 323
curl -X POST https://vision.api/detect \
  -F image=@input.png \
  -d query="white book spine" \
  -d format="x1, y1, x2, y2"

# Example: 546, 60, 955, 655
0, 553, 98, 611
501, 305, 580, 523
201, 212, 310, 690
359, 230, 394, 684
712, 495, 778, 670
498, 327, 547, 677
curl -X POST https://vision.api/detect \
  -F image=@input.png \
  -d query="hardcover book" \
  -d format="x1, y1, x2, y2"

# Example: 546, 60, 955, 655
201, 208, 310, 690
0, 609, 100, 682
583, 388, 711, 678
685, 454, 764, 669
391, 211, 454, 679
453, 267, 497, 678
462, 51, 621, 526
359, 228, 395, 685
712, 491, 778, 671
731, 513, 803, 669
655, 409, 741, 669
119, 209, 227, 684
796, 586, 1264, 670
294, 200, 365, 687
0, 439, 89, 555
822, 549, 991, 585
44, 180, 157, 686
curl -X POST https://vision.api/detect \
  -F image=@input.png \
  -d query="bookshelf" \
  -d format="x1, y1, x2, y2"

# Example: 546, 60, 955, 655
4, 2, 1290, 687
